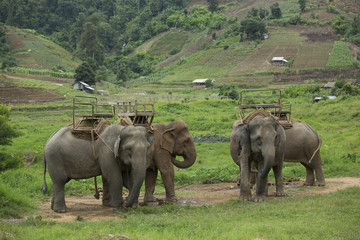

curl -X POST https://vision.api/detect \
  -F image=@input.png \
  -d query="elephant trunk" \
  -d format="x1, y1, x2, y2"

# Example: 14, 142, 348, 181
125, 159, 146, 208
171, 147, 196, 169
260, 146, 275, 179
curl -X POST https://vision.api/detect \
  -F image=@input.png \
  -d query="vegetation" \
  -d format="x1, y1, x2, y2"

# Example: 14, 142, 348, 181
0, 0, 360, 239
0, 26, 16, 69
326, 41, 358, 70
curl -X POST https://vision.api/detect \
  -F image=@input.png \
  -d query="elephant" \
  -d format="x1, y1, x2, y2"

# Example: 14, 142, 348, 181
230, 116, 286, 201
41, 124, 153, 213
230, 118, 325, 194
144, 120, 197, 203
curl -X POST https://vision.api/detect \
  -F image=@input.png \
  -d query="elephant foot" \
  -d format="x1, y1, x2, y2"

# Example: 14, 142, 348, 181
53, 206, 68, 213
254, 195, 265, 202
102, 201, 112, 207
316, 181, 326, 186
240, 193, 252, 201
143, 195, 158, 203
276, 191, 286, 197
303, 181, 315, 186
125, 200, 139, 209
166, 196, 178, 203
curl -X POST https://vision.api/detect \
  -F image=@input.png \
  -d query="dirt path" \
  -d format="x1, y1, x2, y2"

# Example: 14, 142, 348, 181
35, 177, 360, 222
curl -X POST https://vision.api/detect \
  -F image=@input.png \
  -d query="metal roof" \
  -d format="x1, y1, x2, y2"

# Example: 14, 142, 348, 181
192, 79, 209, 83
271, 57, 288, 62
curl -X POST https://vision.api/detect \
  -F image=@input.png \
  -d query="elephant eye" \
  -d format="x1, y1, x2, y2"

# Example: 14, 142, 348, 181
256, 137, 262, 144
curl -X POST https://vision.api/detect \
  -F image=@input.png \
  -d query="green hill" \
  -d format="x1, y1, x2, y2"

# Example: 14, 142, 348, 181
2, 0, 360, 94
6, 27, 81, 71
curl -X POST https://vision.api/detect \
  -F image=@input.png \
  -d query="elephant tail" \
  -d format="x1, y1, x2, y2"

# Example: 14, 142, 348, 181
41, 154, 48, 194
306, 124, 322, 166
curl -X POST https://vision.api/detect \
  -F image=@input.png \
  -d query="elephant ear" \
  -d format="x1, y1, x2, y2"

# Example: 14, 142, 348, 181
161, 128, 176, 154
113, 136, 121, 158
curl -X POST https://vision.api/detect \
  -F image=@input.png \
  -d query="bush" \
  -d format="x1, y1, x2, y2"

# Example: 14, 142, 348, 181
0, 153, 23, 172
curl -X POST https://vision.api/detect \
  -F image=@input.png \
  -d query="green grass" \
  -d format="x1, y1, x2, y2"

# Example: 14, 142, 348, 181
326, 41, 357, 70
1, 187, 359, 239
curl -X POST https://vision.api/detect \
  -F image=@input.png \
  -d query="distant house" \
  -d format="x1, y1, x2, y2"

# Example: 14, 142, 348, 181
322, 82, 336, 89
74, 81, 94, 93
192, 79, 214, 87
271, 57, 288, 65
192, 79, 209, 86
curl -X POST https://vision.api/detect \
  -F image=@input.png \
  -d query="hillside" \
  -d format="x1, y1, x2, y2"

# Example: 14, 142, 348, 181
5, 27, 81, 71
1, 0, 360, 96
127, 0, 360, 93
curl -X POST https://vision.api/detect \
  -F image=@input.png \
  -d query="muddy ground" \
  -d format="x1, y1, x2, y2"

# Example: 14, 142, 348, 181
35, 177, 360, 222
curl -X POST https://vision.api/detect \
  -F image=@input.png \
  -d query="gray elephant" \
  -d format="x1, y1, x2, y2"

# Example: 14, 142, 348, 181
144, 120, 197, 203
230, 119, 325, 192
41, 124, 153, 212
230, 117, 286, 201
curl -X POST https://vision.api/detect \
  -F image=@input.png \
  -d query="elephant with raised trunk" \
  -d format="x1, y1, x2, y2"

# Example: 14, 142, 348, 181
230, 117, 286, 201
144, 120, 196, 203
42, 124, 153, 212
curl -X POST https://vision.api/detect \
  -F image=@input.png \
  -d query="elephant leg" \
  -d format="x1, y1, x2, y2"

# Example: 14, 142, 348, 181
159, 164, 177, 202
144, 167, 158, 202
254, 161, 267, 201
52, 182, 68, 213
239, 160, 252, 200
102, 176, 112, 207
313, 155, 326, 186
301, 162, 315, 186
273, 165, 284, 197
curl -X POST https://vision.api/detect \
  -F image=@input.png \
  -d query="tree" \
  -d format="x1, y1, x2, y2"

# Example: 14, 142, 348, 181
331, 15, 348, 36
0, 105, 20, 146
247, 7, 258, 17
259, 8, 269, 19
240, 16, 267, 40
270, 3, 282, 19
79, 22, 102, 63
74, 62, 96, 85
207, 0, 218, 14
298, 0, 306, 13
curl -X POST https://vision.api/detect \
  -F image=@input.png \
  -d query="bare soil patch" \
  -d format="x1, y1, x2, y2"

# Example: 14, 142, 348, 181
0, 74, 65, 104
35, 177, 360, 222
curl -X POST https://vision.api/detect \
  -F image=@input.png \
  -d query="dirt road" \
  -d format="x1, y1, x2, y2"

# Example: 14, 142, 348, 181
35, 177, 360, 222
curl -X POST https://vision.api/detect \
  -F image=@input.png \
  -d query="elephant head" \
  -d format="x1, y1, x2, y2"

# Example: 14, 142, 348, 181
157, 120, 196, 169
248, 116, 286, 179
112, 126, 154, 207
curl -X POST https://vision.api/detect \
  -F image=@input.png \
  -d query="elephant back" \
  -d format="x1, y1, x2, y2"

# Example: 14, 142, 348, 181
70, 118, 110, 140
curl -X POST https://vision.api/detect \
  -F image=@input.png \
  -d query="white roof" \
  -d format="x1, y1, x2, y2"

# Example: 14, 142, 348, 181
192, 79, 209, 83
272, 57, 288, 62
79, 81, 90, 86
